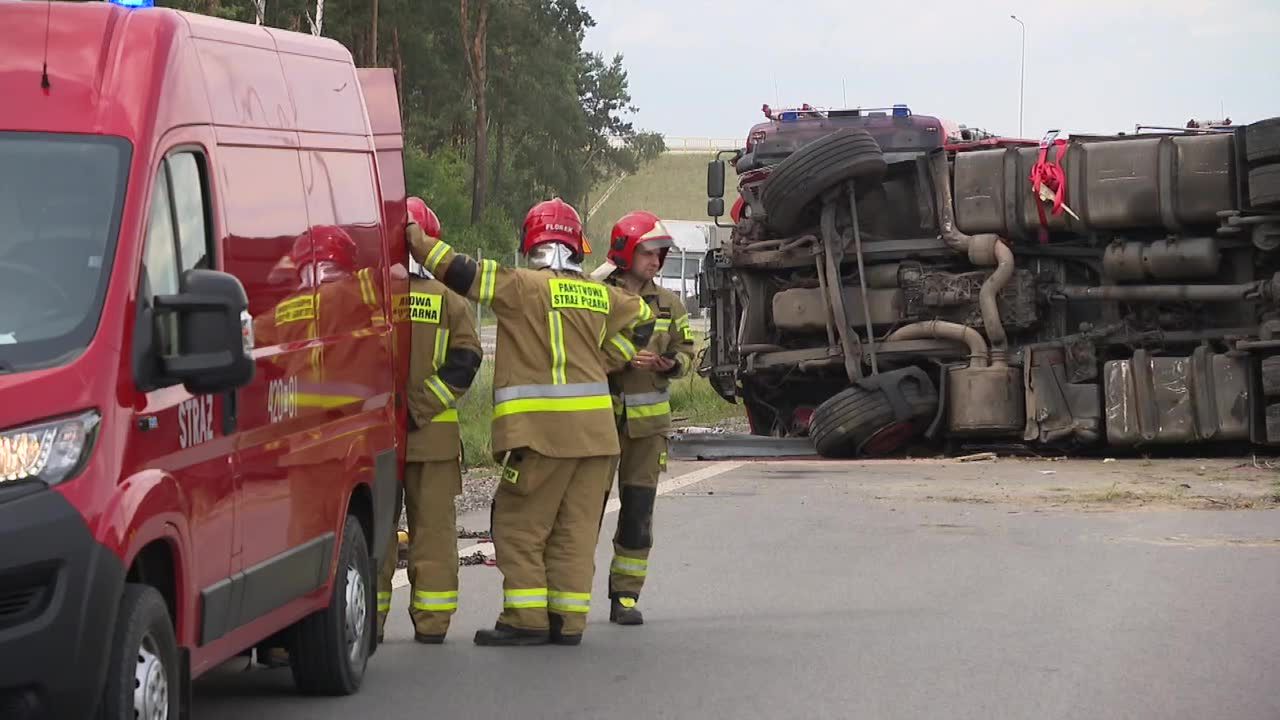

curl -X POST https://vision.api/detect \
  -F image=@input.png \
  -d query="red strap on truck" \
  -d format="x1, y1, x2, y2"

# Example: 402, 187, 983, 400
1029, 134, 1069, 244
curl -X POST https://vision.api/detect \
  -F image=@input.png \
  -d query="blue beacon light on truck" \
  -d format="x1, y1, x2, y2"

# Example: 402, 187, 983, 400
109, 0, 155, 8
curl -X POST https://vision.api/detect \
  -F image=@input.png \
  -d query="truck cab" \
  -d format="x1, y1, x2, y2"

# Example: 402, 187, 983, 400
0, 2, 407, 717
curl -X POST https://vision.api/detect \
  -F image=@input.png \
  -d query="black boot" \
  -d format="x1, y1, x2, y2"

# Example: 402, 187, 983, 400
610, 597, 644, 626
473, 622, 550, 646
548, 613, 582, 646
414, 632, 446, 645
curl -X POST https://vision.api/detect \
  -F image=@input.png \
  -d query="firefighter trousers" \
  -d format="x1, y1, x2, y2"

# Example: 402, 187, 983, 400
608, 433, 666, 599
377, 459, 462, 637
492, 450, 615, 637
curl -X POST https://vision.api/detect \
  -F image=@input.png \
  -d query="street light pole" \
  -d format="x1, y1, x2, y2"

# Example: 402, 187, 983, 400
1010, 14, 1026, 137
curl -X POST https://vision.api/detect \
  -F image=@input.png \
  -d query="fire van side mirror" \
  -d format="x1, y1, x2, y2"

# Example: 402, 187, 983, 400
153, 269, 255, 395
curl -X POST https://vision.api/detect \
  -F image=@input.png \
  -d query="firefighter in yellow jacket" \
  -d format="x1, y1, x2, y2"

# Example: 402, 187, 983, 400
377, 198, 482, 644
594, 211, 697, 625
406, 197, 654, 646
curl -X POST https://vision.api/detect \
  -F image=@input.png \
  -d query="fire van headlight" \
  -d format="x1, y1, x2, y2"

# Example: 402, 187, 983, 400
0, 410, 100, 486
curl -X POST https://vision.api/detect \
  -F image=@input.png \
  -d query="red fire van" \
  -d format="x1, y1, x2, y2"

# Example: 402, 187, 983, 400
0, 2, 409, 717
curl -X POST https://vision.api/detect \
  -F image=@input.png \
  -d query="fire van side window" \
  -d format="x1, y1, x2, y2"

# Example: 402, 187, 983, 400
168, 152, 212, 273
142, 165, 181, 357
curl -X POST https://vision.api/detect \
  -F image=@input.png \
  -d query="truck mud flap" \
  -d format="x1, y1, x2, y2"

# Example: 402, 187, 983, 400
853, 366, 938, 425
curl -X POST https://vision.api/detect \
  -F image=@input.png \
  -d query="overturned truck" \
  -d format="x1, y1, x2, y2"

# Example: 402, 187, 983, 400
701, 107, 1280, 457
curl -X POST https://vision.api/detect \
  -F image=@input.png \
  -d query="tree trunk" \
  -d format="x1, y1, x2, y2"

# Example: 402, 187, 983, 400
492, 120, 505, 207
460, 0, 490, 224
370, 0, 379, 66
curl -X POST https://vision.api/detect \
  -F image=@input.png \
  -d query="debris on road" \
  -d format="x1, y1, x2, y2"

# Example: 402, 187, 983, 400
669, 432, 817, 460
459, 551, 487, 567
956, 452, 998, 463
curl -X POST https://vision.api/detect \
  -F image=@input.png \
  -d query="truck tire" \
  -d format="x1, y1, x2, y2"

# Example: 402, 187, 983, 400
97, 585, 180, 720
1249, 164, 1280, 209
810, 380, 937, 458
1246, 117, 1280, 164
291, 513, 371, 696
761, 129, 887, 235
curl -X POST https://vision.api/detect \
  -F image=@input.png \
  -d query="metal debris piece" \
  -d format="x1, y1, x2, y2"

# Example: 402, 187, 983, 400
669, 432, 817, 460
459, 551, 487, 567
955, 452, 998, 463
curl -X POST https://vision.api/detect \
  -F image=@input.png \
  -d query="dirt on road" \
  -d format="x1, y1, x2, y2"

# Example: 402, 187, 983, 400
752, 456, 1280, 511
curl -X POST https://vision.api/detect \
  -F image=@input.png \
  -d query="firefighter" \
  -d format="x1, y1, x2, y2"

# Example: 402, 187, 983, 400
597, 211, 697, 626
405, 197, 654, 646
375, 198, 482, 644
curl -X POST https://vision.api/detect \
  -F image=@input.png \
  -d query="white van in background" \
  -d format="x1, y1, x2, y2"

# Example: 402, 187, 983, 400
657, 219, 716, 317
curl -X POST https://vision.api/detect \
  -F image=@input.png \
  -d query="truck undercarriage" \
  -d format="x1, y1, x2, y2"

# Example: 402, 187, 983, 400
701, 114, 1280, 457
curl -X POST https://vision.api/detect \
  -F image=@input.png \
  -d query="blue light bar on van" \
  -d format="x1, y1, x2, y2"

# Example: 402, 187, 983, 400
892, 104, 911, 117
779, 111, 800, 122
109, 0, 155, 8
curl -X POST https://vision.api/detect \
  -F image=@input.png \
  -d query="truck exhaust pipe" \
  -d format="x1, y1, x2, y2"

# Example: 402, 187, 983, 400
928, 149, 1014, 352
885, 320, 994, 368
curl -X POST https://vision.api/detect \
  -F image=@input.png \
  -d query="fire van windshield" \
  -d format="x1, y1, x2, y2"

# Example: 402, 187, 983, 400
0, 133, 131, 372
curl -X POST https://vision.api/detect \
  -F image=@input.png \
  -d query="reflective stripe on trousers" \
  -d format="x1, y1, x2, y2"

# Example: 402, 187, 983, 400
610, 555, 648, 577
377, 591, 392, 613
412, 589, 459, 612
492, 382, 613, 418
504, 588, 548, 609
548, 590, 591, 614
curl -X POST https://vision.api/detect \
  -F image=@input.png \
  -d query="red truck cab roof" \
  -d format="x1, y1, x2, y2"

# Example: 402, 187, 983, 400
739, 103, 1033, 171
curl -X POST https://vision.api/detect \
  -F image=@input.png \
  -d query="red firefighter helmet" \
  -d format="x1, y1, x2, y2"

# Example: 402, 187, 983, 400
407, 196, 442, 238
296, 224, 358, 272
607, 210, 675, 270
520, 198, 590, 259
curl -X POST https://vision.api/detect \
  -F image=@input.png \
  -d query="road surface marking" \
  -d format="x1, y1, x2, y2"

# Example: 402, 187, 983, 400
390, 460, 744, 589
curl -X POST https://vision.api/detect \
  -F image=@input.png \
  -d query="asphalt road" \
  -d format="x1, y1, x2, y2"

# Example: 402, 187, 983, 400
193, 459, 1280, 720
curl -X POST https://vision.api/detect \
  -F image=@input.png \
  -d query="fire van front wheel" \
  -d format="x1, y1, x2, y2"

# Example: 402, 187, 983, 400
291, 513, 371, 696
97, 585, 180, 720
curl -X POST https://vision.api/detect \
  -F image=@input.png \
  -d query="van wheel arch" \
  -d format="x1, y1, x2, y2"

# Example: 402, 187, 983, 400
127, 539, 179, 626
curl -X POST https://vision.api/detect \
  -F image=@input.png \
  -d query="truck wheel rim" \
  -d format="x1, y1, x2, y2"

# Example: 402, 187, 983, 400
344, 564, 367, 665
134, 634, 169, 720
861, 421, 914, 456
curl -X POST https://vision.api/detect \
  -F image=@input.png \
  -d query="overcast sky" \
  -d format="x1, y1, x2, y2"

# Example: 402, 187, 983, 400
582, 0, 1280, 141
